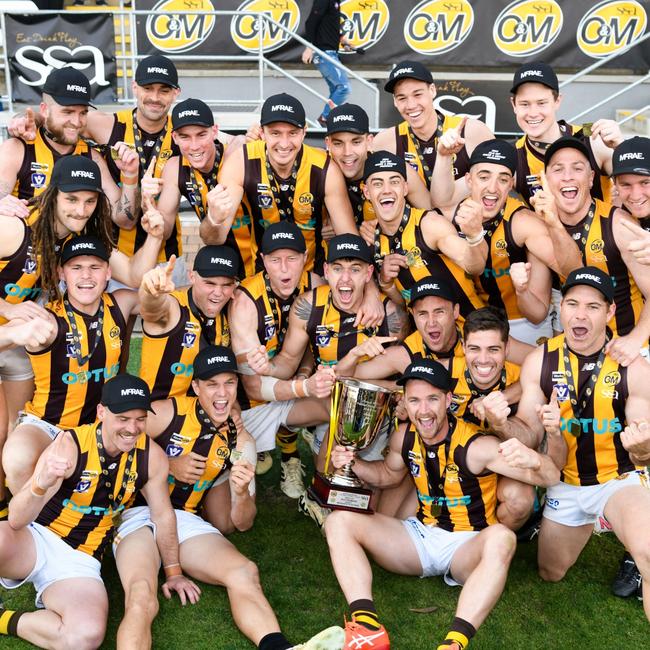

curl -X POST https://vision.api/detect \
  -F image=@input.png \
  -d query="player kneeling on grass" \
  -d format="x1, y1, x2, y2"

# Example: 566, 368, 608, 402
113, 345, 345, 650
323, 359, 561, 650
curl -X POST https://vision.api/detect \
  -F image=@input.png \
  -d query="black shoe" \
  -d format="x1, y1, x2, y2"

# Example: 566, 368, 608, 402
612, 552, 642, 598
516, 507, 543, 543
637, 576, 644, 602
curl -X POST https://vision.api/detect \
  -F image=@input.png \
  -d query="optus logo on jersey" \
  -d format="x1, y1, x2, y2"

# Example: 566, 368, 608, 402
231, 0, 300, 53
404, 0, 474, 55
560, 417, 623, 435
146, 0, 216, 53
340, 0, 390, 51
4, 283, 40, 299
61, 364, 119, 385
577, 0, 647, 59
493, 0, 563, 57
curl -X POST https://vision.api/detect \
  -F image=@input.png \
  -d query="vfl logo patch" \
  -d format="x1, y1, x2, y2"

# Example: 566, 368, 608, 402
166, 443, 184, 458
31, 173, 46, 188
22, 258, 37, 274
258, 194, 274, 209
554, 383, 569, 402
182, 331, 197, 349
316, 325, 331, 348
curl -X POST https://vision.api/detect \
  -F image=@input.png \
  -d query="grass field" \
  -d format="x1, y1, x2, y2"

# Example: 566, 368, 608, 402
1, 339, 647, 648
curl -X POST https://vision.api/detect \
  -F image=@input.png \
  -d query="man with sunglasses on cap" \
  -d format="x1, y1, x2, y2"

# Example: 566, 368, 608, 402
229, 222, 323, 498
113, 346, 345, 650
323, 358, 560, 650
535, 136, 650, 367
509, 61, 622, 207
0, 373, 198, 647
372, 61, 493, 195
324, 103, 432, 228
489, 267, 650, 618
0, 67, 140, 231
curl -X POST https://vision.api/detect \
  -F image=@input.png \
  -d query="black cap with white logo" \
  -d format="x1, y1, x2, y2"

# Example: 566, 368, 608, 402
60, 235, 109, 265
327, 234, 373, 264
544, 136, 591, 168
51, 155, 103, 194
363, 150, 407, 181
326, 103, 369, 135
172, 98, 214, 130
193, 345, 239, 381
42, 67, 94, 107
612, 136, 650, 177
561, 266, 614, 303
510, 61, 558, 93
260, 93, 305, 128
384, 60, 433, 93
469, 139, 517, 174
135, 55, 179, 88
408, 277, 456, 306
193, 245, 239, 279
396, 359, 452, 391
101, 374, 155, 414
261, 221, 306, 254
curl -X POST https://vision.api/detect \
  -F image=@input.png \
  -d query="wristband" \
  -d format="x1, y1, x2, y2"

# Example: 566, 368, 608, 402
164, 563, 182, 578
30, 474, 47, 497
466, 230, 486, 246
121, 173, 139, 186
302, 378, 311, 397
259, 376, 279, 401
294, 378, 309, 398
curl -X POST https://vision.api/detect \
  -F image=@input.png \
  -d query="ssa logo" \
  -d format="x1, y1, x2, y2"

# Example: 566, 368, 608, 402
577, 0, 647, 59
231, 0, 300, 53
493, 0, 563, 57
404, 0, 474, 56
146, 0, 216, 53
340, 0, 390, 51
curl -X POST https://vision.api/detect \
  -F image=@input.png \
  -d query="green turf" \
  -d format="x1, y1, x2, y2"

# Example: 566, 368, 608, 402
2, 340, 647, 648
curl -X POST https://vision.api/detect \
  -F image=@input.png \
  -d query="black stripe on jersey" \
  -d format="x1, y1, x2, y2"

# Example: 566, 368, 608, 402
540, 343, 557, 399
455, 433, 489, 529
309, 158, 327, 275
42, 317, 73, 426
106, 117, 128, 183
0, 221, 34, 298
612, 366, 633, 474
574, 367, 598, 486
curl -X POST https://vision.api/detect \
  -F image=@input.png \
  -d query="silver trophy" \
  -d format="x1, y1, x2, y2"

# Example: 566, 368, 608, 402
309, 378, 394, 512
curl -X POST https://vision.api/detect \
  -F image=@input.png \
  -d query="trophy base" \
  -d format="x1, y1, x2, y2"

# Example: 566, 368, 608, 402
308, 472, 374, 514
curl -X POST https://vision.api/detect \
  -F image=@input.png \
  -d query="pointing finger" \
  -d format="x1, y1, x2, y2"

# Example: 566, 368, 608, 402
549, 386, 559, 407
539, 170, 549, 193
457, 115, 468, 133
620, 218, 645, 236
165, 254, 177, 277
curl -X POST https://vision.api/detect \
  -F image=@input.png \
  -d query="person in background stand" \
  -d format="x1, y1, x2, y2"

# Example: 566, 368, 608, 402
302, 0, 351, 127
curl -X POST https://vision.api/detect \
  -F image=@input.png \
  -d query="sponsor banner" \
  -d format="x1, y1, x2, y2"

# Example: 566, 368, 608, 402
4, 13, 117, 104
134, 0, 649, 68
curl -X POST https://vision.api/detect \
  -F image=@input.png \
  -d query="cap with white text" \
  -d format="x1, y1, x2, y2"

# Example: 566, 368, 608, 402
469, 139, 517, 174
135, 55, 179, 88
60, 235, 109, 265
172, 98, 214, 130
260, 93, 305, 128
326, 103, 369, 135
261, 221, 306, 254
193, 345, 240, 381
327, 234, 373, 264
396, 359, 452, 391
561, 266, 614, 303
363, 151, 407, 181
42, 67, 94, 107
51, 155, 103, 194
101, 374, 155, 414
612, 136, 650, 177
408, 277, 456, 306
193, 245, 239, 279
510, 62, 558, 94
384, 60, 433, 93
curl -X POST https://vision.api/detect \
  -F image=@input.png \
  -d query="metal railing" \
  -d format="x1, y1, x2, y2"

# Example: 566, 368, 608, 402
0, 4, 380, 130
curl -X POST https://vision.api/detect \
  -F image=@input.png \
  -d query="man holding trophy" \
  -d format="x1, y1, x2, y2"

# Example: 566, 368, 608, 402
323, 360, 562, 650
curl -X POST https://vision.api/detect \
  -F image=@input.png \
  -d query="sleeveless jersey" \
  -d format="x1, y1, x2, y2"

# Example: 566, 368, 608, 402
109, 109, 181, 262
12, 129, 91, 201
561, 200, 642, 337
346, 178, 376, 228
242, 141, 329, 273
140, 287, 230, 402
395, 112, 470, 187
151, 396, 236, 514
540, 334, 634, 486
0, 216, 41, 325
449, 359, 520, 425
25, 293, 126, 427
306, 284, 390, 366
515, 120, 612, 206
401, 329, 465, 377
36, 422, 149, 559
470, 196, 528, 320
375, 207, 485, 318
401, 417, 498, 531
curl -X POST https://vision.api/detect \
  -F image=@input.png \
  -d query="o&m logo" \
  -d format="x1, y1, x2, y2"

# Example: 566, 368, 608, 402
231, 0, 300, 53
340, 0, 390, 50
493, 0, 563, 57
577, 0, 647, 59
146, 0, 216, 53
404, 0, 474, 55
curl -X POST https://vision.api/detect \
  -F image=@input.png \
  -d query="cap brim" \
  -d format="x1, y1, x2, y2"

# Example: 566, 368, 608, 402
136, 77, 179, 89
173, 119, 214, 130
612, 166, 650, 177
194, 367, 241, 381
261, 118, 305, 128
561, 281, 613, 303
327, 126, 367, 135
108, 401, 156, 414
262, 244, 306, 255
194, 268, 239, 279
396, 372, 449, 390
384, 75, 431, 93
56, 183, 104, 194
49, 94, 96, 108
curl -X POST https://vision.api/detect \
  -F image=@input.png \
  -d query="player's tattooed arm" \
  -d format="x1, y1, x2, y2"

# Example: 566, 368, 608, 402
293, 294, 313, 321
386, 302, 409, 341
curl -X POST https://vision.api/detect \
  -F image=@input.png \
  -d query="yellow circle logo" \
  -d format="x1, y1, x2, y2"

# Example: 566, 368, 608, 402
146, 0, 216, 53
404, 0, 474, 55
231, 0, 300, 53
340, 0, 390, 50
493, 0, 563, 57
577, 0, 647, 59
604, 371, 621, 385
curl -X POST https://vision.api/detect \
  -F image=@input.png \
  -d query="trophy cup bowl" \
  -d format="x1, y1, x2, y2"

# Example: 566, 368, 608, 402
308, 378, 395, 513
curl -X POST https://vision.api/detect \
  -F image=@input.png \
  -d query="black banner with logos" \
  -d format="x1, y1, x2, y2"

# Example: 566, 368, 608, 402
135, 0, 650, 70
5, 12, 117, 104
